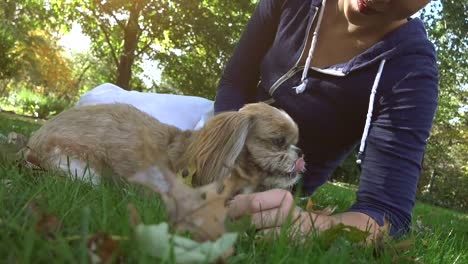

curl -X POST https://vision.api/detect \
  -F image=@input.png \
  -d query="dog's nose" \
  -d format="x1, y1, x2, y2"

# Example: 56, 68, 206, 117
292, 145, 303, 156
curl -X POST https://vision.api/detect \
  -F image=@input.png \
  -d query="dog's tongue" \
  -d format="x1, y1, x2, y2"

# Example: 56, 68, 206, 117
293, 156, 306, 172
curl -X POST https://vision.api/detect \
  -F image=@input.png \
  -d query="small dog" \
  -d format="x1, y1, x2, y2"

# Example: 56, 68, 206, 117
25, 102, 305, 191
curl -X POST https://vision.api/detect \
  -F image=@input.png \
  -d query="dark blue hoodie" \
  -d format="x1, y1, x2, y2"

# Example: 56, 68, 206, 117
214, 0, 438, 235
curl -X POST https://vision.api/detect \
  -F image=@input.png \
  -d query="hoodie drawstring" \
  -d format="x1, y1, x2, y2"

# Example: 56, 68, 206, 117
356, 59, 386, 168
293, 0, 327, 94
291, 0, 386, 169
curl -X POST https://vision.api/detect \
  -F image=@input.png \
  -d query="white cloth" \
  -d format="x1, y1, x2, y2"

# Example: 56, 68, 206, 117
76, 83, 214, 130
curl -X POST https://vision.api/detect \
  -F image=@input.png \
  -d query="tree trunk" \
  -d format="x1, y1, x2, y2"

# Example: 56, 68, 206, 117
115, 3, 142, 90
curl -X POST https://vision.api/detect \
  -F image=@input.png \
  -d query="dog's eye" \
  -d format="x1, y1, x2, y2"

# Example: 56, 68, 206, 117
272, 137, 286, 147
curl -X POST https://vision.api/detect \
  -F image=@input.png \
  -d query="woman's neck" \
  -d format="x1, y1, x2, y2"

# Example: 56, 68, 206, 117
307, 0, 407, 67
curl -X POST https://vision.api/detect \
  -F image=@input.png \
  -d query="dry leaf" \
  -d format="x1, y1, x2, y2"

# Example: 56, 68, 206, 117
35, 213, 61, 239
319, 223, 370, 249
129, 165, 248, 242
394, 238, 414, 251
373, 219, 390, 257
127, 203, 141, 227
314, 206, 337, 216
373, 219, 416, 261
28, 196, 61, 239
304, 198, 336, 216
305, 198, 314, 212
87, 232, 120, 264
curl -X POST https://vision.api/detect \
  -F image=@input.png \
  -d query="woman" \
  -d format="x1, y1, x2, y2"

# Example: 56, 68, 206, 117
216, 0, 438, 237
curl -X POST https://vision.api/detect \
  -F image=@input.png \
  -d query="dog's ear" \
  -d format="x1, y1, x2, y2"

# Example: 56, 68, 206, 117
188, 111, 253, 186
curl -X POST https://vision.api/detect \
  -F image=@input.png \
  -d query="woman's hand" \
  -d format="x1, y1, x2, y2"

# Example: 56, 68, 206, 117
227, 189, 330, 236
227, 188, 380, 239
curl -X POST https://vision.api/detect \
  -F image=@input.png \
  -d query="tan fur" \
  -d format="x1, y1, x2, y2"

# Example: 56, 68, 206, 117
27, 102, 303, 191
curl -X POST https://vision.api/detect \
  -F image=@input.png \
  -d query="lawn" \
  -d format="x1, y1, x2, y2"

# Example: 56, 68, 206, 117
0, 112, 467, 263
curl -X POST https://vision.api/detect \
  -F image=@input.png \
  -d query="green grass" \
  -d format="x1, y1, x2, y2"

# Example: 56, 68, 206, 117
1, 112, 467, 263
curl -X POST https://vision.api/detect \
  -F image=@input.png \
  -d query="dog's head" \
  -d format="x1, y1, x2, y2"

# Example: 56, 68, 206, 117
188, 102, 304, 191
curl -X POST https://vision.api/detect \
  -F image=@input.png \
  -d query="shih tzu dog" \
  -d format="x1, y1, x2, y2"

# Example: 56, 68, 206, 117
25, 102, 305, 192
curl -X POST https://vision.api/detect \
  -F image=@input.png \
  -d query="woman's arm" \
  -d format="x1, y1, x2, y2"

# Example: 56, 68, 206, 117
347, 57, 438, 235
214, 0, 285, 113
228, 57, 438, 238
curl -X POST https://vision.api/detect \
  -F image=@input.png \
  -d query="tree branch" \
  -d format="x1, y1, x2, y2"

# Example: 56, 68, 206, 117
89, 8, 120, 67
108, 11, 126, 30
136, 40, 153, 57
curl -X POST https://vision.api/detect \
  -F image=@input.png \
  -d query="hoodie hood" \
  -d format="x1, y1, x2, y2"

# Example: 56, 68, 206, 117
305, 0, 436, 74
343, 18, 436, 73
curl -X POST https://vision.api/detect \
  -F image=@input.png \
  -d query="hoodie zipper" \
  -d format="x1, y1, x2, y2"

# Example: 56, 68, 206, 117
268, 6, 319, 97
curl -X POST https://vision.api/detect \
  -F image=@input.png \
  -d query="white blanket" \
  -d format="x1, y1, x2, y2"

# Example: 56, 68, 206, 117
76, 83, 214, 130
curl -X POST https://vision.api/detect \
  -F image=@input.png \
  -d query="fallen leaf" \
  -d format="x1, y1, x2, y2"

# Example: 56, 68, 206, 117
35, 213, 61, 239
87, 232, 120, 264
319, 223, 370, 249
373, 219, 390, 257
305, 198, 314, 212
28, 196, 61, 240
135, 222, 237, 264
127, 203, 141, 227
314, 206, 337, 216
129, 165, 246, 241
421, 239, 429, 247
303, 198, 336, 216
373, 219, 416, 261
394, 238, 414, 251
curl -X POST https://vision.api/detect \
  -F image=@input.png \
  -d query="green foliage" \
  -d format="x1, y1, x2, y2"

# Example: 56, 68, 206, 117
55, 0, 255, 94
0, 89, 71, 119
0, 0, 67, 82
318, 224, 370, 250
0, 0, 79, 101
59, 0, 173, 89
417, 0, 468, 210
67, 51, 116, 96
0, 24, 19, 81
330, 150, 361, 185
0, 113, 41, 137
157, 0, 256, 98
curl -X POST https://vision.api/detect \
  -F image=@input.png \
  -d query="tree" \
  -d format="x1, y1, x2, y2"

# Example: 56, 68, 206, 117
62, 0, 169, 90
157, 0, 255, 98
0, 23, 18, 94
416, 0, 467, 208
62, 0, 254, 93
0, 0, 68, 94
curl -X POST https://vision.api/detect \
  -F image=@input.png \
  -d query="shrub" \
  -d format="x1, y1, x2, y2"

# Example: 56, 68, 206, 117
0, 89, 72, 119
